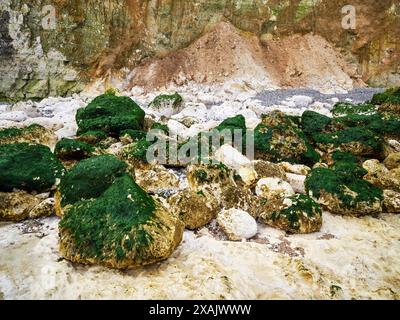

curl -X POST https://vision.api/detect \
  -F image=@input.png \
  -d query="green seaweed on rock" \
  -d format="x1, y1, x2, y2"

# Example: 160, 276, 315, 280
59, 175, 156, 261
0, 143, 64, 192
58, 154, 128, 207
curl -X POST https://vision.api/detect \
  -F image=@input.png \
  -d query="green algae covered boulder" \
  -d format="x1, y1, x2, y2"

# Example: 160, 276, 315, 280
0, 124, 57, 148
305, 156, 383, 216
0, 143, 64, 193
254, 111, 320, 165
148, 92, 183, 116
260, 194, 322, 234
314, 127, 383, 157
55, 138, 94, 160
76, 93, 145, 137
301, 110, 332, 138
371, 88, 400, 106
57, 155, 128, 209
59, 175, 184, 269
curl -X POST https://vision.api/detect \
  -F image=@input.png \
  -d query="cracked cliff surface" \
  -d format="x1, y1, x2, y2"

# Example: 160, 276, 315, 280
0, 1, 399, 100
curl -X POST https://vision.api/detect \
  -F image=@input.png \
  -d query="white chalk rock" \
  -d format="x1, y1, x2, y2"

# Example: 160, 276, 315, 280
279, 162, 311, 175
289, 95, 314, 108
214, 144, 257, 185
214, 144, 251, 170
0, 111, 28, 122
256, 177, 295, 200
285, 173, 306, 194
217, 208, 257, 241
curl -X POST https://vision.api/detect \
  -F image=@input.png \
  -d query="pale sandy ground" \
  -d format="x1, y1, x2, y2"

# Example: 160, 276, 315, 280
1, 212, 399, 300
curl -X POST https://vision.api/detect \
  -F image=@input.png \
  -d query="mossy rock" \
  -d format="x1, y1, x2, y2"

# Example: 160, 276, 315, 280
301, 110, 332, 138
371, 88, 400, 105
0, 143, 64, 193
125, 138, 154, 163
77, 130, 108, 145
332, 102, 377, 117
187, 163, 235, 197
314, 127, 383, 157
254, 111, 320, 165
149, 92, 183, 111
260, 194, 322, 234
59, 175, 184, 269
57, 154, 129, 208
0, 124, 57, 148
216, 114, 247, 133
305, 161, 383, 216
76, 93, 145, 137
55, 138, 94, 161
168, 189, 219, 229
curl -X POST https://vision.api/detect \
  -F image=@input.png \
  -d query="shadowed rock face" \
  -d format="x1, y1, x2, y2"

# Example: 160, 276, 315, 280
0, 0, 399, 100
0, 11, 14, 56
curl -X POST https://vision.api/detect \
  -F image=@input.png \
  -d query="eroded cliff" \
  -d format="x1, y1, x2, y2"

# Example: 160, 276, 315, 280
0, 0, 399, 100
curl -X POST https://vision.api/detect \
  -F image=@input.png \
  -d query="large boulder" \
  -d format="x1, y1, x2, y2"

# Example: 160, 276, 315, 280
259, 194, 323, 234
0, 124, 57, 149
254, 111, 320, 165
148, 93, 183, 117
0, 143, 64, 193
168, 189, 219, 229
76, 93, 145, 137
55, 155, 129, 216
59, 175, 184, 269
305, 161, 383, 216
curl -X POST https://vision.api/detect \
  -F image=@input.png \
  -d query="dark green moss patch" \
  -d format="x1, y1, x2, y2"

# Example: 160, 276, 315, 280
76, 94, 145, 137
59, 154, 128, 207
314, 127, 382, 154
332, 102, 377, 117
59, 175, 155, 261
305, 165, 383, 209
301, 110, 332, 137
0, 143, 64, 192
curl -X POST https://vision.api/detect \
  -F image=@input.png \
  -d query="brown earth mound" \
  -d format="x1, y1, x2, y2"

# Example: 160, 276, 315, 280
128, 22, 364, 92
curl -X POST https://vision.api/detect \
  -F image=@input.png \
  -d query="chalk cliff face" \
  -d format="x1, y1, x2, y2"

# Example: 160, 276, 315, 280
0, 0, 399, 100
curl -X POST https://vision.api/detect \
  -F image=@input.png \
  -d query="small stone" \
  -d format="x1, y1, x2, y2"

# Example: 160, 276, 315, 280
217, 208, 257, 241
383, 190, 400, 213
256, 177, 295, 200
279, 162, 311, 175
